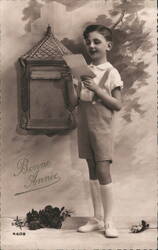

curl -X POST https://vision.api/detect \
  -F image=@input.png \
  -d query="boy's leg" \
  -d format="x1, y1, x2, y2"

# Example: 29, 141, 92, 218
96, 160, 113, 223
96, 160, 112, 185
87, 159, 104, 221
78, 158, 104, 232
96, 161, 119, 238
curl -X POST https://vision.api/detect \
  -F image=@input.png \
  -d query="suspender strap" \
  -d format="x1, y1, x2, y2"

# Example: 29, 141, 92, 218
77, 66, 112, 101
98, 67, 112, 88
92, 66, 112, 102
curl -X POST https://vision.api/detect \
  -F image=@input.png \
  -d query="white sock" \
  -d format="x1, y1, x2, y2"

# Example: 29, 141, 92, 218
100, 183, 113, 223
90, 180, 104, 221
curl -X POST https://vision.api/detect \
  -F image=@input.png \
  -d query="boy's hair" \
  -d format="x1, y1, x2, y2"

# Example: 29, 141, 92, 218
83, 24, 112, 42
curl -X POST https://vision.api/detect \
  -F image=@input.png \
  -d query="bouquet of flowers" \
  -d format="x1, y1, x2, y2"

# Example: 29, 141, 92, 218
130, 220, 149, 233
26, 205, 72, 230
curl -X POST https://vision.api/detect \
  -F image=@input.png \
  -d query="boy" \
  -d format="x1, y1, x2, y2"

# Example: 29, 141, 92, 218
67, 24, 123, 238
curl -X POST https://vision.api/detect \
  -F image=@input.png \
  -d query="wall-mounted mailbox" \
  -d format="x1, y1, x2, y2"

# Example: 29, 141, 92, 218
18, 25, 76, 133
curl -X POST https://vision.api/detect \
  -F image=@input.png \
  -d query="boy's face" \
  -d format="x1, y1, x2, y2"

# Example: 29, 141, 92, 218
84, 31, 112, 61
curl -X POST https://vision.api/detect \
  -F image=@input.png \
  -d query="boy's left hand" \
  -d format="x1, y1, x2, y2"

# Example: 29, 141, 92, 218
81, 76, 98, 92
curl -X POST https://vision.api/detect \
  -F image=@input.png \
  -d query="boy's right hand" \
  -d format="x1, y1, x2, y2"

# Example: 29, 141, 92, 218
81, 76, 98, 92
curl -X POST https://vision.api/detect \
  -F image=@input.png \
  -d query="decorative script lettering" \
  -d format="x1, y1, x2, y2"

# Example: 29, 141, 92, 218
14, 158, 61, 195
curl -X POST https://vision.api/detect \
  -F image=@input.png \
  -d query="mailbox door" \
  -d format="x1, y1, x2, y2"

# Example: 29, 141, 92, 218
20, 63, 75, 131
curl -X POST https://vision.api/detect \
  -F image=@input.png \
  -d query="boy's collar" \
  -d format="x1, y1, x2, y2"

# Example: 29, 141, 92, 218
90, 61, 110, 70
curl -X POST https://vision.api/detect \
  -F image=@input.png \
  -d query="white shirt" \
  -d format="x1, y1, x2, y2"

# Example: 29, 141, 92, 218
74, 61, 123, 101
89, 61, 123, 96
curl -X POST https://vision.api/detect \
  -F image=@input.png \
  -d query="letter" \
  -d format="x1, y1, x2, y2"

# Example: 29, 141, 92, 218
14, 158, 29, 176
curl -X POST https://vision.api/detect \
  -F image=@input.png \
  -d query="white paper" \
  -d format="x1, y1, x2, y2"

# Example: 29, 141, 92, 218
63, 54, 96, 79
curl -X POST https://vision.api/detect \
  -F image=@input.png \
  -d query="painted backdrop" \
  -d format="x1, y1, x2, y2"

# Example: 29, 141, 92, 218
1, 0, 157, 224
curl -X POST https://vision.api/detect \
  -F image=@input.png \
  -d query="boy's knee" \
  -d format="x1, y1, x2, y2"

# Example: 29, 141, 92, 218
88, 166, 98, 180
96, 160, 110, 173
96, 161, 112, 184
